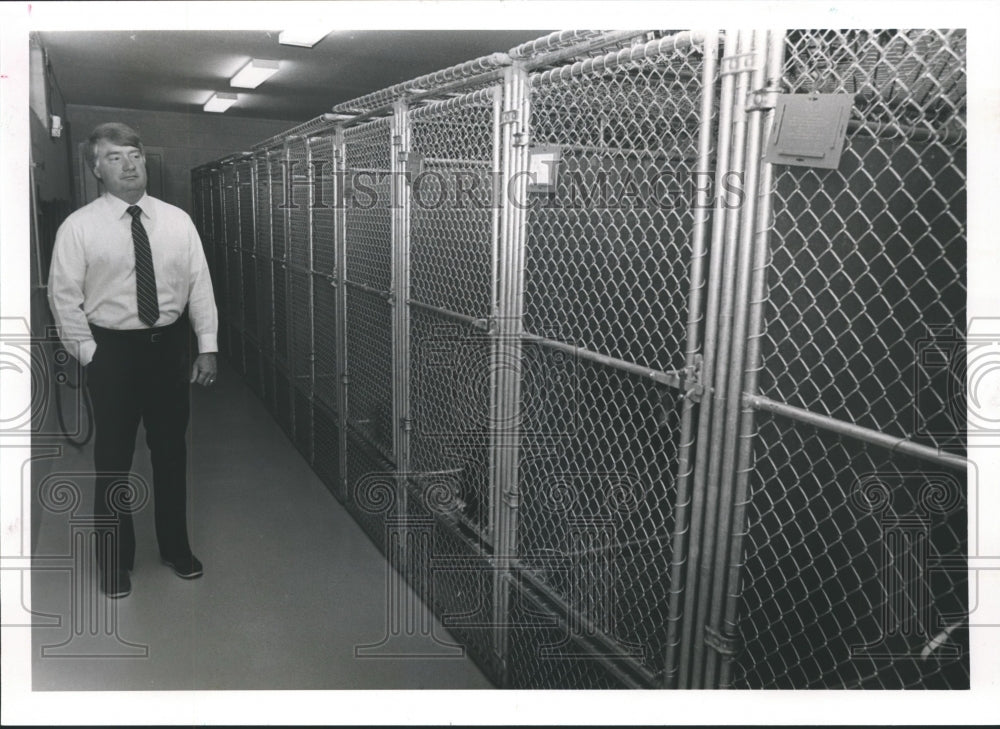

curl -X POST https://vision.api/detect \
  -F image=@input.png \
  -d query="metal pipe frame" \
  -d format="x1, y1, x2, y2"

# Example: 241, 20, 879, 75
281, 139, 295, 433
332, 53, 511, 114
513, 565, 656, 689
334, 126, 349, 503
252, 113, 340, 153
343, 278, 393, 300
689, 28, 757, 688
262, 150, 278, 406
678, 28, 739, 689
703, 28, 769, 688
530, 30, 705, 87
487, 82, 504, 545
520, 30, 652, 71
718, 29, 787, 689
217, 169, 231, 359
392, 99, 412, 537
519, 331, 684, 390
846, 118, 966, 146
507, 30, 617, 60
490, 61, 530, 686
304, 136, 317, 459
745, 394, 969, 472
663, 29, 720, 690
245, 158, 262, 394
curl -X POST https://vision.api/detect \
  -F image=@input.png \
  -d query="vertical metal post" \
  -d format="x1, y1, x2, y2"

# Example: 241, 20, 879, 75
491, 61, 530, 686
717, 29, 786, 688
215, 168, 228, 356
281, 138, 294, 434
689, 28, 759, 686
264, 150, 277, 407
663, 29, 719, 689
306, 136, 317, 427
704, 28, 769, 688
335, 127, 349, 502
486, 83, 504, 544
247, 156, 261, 393
678, 28, 739, 689
392, 100, 412, 517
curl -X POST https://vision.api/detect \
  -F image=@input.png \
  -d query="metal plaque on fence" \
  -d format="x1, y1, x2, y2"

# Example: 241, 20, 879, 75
764, 93, 853, 169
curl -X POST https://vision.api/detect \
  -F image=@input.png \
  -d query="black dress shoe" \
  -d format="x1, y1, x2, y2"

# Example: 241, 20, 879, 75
161, 554, 203, 579
100, 569, 132, 599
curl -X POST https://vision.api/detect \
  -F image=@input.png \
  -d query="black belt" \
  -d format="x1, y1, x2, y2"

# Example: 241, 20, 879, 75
90, 318, 183, 344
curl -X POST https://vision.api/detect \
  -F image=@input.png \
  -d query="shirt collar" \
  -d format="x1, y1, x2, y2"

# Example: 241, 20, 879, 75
104, 191, 153, 221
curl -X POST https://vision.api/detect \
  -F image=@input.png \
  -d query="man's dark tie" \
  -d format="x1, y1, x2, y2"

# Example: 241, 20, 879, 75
127, 205, 159, 327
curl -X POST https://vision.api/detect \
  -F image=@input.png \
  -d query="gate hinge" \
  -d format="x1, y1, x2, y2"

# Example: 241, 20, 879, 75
704, 625, 740, 657
746, 86, 781, 112
400, 417, 413, 432
392, 134, 403, 147
500, 109, 519, 126
682, 353, 705, 403
720, 51, 760, 76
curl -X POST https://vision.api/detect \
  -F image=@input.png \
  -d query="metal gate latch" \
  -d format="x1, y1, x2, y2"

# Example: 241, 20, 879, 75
704, 625, 739, 657
682, 354, 704, 403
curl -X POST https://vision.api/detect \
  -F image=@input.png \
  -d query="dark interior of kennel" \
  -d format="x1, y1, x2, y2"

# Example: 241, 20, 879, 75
190, 29, 969, 689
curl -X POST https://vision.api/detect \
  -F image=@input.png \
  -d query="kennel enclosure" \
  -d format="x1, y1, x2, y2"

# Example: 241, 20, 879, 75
192, 29, 969, 689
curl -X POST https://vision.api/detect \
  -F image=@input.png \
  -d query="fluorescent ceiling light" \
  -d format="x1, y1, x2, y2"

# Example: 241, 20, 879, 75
231, 58, 280, 89
203, 92, 239, 113
279, 29, 331, 47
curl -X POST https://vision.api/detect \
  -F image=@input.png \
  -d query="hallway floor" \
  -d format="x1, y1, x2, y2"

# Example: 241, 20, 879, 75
30, 358, 493, 690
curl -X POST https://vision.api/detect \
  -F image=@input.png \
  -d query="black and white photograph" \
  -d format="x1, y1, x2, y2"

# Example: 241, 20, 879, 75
2, 1, 999, 725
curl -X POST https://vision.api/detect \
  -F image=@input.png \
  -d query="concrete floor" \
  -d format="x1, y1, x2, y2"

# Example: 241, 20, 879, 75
30, 359, 493, 690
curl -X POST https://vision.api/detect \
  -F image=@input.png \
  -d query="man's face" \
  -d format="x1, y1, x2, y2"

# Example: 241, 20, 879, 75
92, 139, 147, 200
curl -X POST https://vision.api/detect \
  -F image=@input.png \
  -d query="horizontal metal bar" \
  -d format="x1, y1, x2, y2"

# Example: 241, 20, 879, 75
521, 330, 683, 389
407, 298, 491, 332
508, 30, 618, 60
344, 418, 396, 465
344, 278, 392, 300
407, 86, 498, 118
338, 70, 508, 131
846, 118, 965, 146
550, 142, 698, 162
252, 113, 340, 151
513, 566, 658, 689
745, 394, 969, 471
420, 157, 492, 167
522, 30, 652, 71
332, 53, 510, 114
531, 30, 705, 85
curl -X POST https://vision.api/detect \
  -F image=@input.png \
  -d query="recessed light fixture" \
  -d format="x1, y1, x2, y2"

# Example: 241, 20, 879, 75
204, 91, 239, 113
231, 58, 280, 89
278, 29, 332, 48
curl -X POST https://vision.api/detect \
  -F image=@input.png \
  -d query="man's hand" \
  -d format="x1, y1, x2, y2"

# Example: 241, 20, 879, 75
191, 353, 218, 387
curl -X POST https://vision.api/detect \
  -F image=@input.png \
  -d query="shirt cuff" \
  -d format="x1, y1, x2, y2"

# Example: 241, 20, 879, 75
79, 339, 98, 367
197, 333, 218, 355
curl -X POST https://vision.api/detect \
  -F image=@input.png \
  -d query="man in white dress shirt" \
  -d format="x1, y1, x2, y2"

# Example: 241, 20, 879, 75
48, 122, 218, 598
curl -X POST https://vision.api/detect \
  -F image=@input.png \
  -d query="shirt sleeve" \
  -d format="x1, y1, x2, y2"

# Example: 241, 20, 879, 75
185, 215, 218, 354
47, 218, 97, 366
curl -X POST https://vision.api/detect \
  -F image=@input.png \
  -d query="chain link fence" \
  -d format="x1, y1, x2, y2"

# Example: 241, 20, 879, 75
193, 28, 969, 690
728, 28, 968, 691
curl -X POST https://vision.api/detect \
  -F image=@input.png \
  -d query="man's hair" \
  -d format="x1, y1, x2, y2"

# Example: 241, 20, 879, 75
87, 122, 144, 169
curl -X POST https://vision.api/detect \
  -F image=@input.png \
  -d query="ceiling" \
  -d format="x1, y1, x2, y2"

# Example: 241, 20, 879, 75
36, 29, 555, 123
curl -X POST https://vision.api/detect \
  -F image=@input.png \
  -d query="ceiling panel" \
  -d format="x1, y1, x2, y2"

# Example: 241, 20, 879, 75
37, 29, 555, 122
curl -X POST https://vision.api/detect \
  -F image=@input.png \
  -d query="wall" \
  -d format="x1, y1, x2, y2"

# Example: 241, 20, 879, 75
65, 104, 297, 215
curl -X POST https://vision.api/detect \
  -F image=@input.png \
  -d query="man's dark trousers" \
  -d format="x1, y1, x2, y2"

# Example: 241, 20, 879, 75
86, 317, 193, 574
